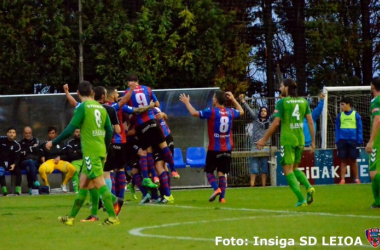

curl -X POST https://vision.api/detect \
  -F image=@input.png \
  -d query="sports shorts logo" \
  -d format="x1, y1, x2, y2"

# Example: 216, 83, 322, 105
366, 228, 380, 247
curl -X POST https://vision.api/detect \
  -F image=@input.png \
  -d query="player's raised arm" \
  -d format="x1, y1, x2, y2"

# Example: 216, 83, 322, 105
226, 92, 244, 116
179, 93, 199, 117
256, 117, 281, 149
64, 84, 78, 107
118, 83, 136, 108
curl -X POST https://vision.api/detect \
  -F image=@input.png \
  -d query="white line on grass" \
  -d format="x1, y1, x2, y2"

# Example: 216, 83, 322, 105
129, 215, 372, 248
142, 203, 379, 220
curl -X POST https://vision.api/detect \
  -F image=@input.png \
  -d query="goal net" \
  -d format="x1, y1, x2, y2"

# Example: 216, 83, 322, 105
321, 86, 371, 149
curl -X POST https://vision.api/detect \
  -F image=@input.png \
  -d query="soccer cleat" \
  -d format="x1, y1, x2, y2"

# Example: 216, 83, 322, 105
139, 193, 151, 204
295, 200, 308, 207
113, 198, 124, 216
80, 215, 99, 222
127, 183, 137, 200
306, 187, 315, 205
370, 204, 380, 209
149, 198, 162, 204
209, 188, 222, 202
219, 198, 226, 203
339, 179, 345, 185
3, 193, 7, 197
15, 192, 20, 196
61, 184, 68, 192
100, 217, 120, 226
58, 215, 74, 226
355, 179, 361, 184
29, 188, 32, 195
162, 194, 174, 204
142, 178, 158, 189
171, 171, 180, 179
34, 181, 40, 187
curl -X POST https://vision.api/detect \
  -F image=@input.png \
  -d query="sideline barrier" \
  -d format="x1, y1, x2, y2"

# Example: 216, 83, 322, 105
275, 148, 371, 186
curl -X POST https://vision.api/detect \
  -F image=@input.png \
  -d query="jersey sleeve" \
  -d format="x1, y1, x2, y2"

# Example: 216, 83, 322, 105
109, 108, 120, 125
70, 103, 85, 127
199, 108, 212, 119
122, 105, 135, 114
305, 102, 311, 115
110, 102, 120, 112
232, 108, 241, 119
273, 99, 283, 119
372, 98, 380, 116
150, 88, 158, 102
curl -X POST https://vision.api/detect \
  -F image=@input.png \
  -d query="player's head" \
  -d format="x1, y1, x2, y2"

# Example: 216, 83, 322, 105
106, 86, 119, 102
339, 97, 353, 112
280, 79, 298, 97
73, 128, 80, 139
126, 74, 139, 88
94, 86, 106, 103
47, 126, 57, 140
7, 127, 16, 141
23, 126, 33, 140
213, 90, 226, 106
371, 77, 380, 95
258, 106, 269, 120
77, 81, 93, 97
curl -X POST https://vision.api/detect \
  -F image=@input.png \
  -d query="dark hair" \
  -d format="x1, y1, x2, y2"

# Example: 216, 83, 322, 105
94, 86, 106, 101
7, 127, 16, 132
214, 90, 226, 105
283, 78, 298, 97
106, 86, 117, 98
372, 77, 380, 91
77, 81, 92, 96
126, 74, 139, 82
47, 126, 57, 133
258, 106, 269, 120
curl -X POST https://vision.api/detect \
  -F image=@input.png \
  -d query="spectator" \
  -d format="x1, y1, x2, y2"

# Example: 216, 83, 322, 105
239, 94, 272, 187
0, 127, 21, 196
335, 97, 363, 184
304, 93, 325, 147
39, 126, 76, 192
19, 126, 40, 194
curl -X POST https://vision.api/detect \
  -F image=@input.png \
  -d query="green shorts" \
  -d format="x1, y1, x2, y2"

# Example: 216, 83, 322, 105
71, 159, 83, 172
81, 156, 105, 179
369, 147, 380, 172
279, 145, 304, 166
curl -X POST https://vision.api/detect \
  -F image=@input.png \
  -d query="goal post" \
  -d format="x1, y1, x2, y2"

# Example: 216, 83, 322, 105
321, 86, 371, 149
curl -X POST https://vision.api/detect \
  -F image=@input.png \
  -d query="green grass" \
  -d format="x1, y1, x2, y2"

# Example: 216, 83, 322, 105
1, 184, 378, 250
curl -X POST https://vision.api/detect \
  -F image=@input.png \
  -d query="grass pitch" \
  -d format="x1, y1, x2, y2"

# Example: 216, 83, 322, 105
1, 184, 378, 250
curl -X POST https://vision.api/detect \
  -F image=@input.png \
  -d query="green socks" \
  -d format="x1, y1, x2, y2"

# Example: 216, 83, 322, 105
69, 189, 87, 218
89, 188, 99, 216
72, 172, 79, 193
2, 186, 7, 194
99, 185, 116, 217
15, 186, 21, 194
286, 172, 305, 202
372, 173, 380, 206
294, 169, 311, 189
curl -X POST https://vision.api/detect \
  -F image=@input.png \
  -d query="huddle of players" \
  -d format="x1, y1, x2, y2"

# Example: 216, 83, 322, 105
65, 75, 178, 205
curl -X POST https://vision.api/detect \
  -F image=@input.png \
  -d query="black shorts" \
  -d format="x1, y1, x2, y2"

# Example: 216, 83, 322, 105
104, 143, 127, 171
204, 150, 231, 174
125, 137, 140, 170
136, 120, 165, 150
337, 140, 359, 159
153, 134, 174, 162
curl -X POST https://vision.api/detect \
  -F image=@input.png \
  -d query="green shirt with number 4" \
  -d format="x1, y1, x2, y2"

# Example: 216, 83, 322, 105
274, 96, 311, 146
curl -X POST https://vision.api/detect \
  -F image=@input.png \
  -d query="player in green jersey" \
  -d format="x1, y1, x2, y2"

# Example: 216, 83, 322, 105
46, 81, 123, 225
256, 79, 316, 207
365, 77, 380, 208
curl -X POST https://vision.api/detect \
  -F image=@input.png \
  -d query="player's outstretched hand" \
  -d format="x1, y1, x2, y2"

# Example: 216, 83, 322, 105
63, 84, 69, 93
45, 141, 53, 151
179, 93, 190, 104
366, 141, 373, 154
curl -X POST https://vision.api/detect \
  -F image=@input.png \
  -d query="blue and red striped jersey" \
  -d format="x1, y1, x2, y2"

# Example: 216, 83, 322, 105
105, 101, 127, 144
199, 107, 241, 151
126, 85, 158, 125
153, 107, 171, 137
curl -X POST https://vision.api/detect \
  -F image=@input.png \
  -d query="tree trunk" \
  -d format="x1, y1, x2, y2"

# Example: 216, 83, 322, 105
291, 0, 306, 95
361, 0, 372, 85
263, 0, 274, 96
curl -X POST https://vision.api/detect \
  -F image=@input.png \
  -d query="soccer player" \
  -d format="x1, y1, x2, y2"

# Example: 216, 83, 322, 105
179, 90, 244, 203
365, 76, 380, 208
335, 97, 363, 184
39, 126, 76, 192
19, 126, 41, 194
66, 128, 82, 193
256, 79, 316, 207
47, 81, 123, 226
0, 127, 21, 196
126, 74, 176, 189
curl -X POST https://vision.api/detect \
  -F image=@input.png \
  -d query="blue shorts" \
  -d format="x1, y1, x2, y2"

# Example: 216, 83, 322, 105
250, 147, 269, 174
337, 140, 359, 159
